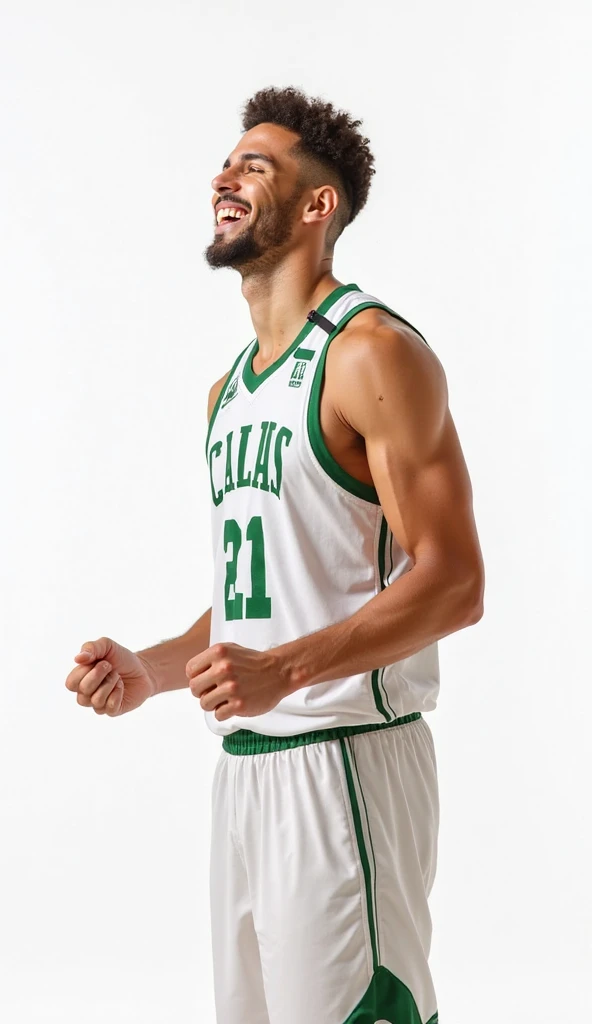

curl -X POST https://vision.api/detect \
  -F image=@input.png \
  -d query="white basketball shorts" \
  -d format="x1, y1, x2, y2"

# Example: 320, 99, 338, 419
209, 712, 439, 1024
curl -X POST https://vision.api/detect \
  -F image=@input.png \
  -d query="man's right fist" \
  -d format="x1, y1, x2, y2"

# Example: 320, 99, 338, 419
65, 637, 158, 717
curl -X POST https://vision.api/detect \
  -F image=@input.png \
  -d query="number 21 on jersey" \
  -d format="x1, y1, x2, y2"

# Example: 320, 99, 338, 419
223, 515, 272, 620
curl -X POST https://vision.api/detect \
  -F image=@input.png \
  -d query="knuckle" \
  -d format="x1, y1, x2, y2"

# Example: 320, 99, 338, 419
79, 673, 94, 696
213, 643, 227, 658
226, 679, 238, 696
218, 659, 232, 675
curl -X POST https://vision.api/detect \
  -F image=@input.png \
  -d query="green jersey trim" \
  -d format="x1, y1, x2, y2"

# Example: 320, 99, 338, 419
221, 712, 422, 754
307, 302, 387, 504
205, 342, 252, 458
370, 513, 400, 721
242, 283, 362, 394
307, 301, 430, 505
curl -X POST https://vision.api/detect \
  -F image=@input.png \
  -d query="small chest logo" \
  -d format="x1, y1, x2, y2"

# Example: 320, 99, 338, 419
288, 360, 308, 388
221, 376, 239, 408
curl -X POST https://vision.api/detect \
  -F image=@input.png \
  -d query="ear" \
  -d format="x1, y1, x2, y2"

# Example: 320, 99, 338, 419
301, 185, 340, 226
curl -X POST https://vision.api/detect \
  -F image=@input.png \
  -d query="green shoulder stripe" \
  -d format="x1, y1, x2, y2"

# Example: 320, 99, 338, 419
204, 341, 253, 459
307, 300, 428, 505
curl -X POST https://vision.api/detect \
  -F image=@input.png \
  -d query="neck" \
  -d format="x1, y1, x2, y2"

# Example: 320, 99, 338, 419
240, 253, 343, 366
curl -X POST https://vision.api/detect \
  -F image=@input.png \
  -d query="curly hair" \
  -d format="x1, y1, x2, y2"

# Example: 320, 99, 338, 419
240, 85, 375, 250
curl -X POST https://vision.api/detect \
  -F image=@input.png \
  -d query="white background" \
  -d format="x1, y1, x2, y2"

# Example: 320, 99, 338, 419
1, 1, 590, 1021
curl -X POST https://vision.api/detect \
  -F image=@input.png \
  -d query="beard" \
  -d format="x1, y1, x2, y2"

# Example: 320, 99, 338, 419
203, 187, 303, 272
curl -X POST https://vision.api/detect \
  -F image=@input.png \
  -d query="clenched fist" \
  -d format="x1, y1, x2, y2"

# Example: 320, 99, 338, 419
185, 641, 292, 721
65, 637, 157, 717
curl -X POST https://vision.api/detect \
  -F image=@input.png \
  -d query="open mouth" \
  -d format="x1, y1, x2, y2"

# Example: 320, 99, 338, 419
215, 207, 250, 232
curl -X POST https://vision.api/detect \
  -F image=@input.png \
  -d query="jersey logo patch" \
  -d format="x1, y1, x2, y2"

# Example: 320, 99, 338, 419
221, 376, 239, 407
288, 360, 308, 388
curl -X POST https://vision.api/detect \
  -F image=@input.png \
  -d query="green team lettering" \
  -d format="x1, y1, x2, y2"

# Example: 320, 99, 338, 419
270, 426, 292, 498
224, 431, 235, 494
209, 422, 293, 507
252, 421, 277, 492
209, 440, 223, 507
236, 424, 253, 488
223, 515, 272, 620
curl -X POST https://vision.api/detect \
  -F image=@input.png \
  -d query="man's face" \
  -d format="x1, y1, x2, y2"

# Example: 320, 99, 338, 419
203, 123, 305, 271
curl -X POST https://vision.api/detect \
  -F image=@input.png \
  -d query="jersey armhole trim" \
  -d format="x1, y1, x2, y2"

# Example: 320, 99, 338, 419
306, 300, 430, 503
307, 301, 407, 505
204, 341, 253, 459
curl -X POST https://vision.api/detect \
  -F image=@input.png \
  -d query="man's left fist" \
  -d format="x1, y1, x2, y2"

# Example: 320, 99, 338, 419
185, 642, 291, 722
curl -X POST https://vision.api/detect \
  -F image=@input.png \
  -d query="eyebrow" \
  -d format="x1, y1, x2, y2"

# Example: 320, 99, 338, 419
222, 151, 278, 170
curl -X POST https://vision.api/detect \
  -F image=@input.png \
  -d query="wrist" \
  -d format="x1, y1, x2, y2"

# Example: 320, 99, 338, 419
271, 643, 310, 697
135, 653, 161, 697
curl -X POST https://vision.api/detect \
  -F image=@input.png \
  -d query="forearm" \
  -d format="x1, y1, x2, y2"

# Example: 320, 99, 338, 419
135, 607, 212, 695
275, 565, 483, 693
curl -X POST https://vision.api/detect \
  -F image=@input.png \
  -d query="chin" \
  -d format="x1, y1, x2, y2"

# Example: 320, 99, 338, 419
203, 232, 263, 271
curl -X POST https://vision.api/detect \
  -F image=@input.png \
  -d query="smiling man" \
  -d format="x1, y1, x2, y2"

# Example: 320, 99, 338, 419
67, 85, 484, 1024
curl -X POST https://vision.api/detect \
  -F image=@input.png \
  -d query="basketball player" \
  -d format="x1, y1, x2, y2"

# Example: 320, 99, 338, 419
66, 86, 484, 1023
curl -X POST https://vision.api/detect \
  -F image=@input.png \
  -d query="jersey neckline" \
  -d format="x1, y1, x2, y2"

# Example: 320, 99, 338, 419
241, 282, 362, 394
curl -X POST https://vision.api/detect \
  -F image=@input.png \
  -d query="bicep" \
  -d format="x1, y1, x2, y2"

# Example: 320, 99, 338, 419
367, 408, 480, 574
338, 327, 482, 576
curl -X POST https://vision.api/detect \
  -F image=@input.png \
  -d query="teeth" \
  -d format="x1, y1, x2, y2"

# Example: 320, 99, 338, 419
217, 207, 247, 224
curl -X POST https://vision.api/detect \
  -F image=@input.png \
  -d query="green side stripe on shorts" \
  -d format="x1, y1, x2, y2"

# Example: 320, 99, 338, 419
347, 736, 381, 964
339, 737, 379, 973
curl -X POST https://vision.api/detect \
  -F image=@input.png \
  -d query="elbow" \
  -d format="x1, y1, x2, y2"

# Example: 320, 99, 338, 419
459, 569, 485, 626
417, 551, 485, 629
439, 562, 484, 628
466, 595, 484, 625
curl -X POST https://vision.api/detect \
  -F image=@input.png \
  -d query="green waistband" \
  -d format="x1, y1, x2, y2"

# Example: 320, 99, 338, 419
221, 712, 422, 755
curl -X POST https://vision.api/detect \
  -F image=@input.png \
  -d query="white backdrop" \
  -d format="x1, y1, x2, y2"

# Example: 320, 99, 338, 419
1, 1, 590, 1021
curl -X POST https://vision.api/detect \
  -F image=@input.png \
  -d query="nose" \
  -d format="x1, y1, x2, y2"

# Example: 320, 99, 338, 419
211, 166, 241, 194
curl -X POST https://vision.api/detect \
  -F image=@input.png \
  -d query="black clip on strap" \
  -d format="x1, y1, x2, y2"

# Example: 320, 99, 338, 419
306, 309, 337, 335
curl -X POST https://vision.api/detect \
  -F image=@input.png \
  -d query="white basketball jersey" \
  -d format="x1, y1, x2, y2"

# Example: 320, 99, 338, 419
204, 283, 440, 737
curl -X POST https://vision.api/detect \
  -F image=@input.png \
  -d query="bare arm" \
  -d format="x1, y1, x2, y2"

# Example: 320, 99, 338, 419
136, 369, 231, 695
135, 608, 212, 694
273, 321, 485, 691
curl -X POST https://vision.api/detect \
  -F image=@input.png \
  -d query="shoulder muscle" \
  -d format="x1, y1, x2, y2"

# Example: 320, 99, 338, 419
331, 321, 447, 455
